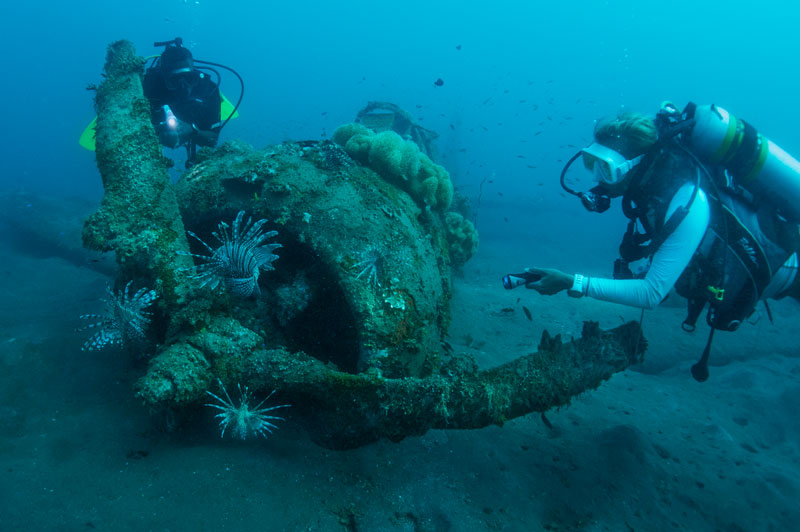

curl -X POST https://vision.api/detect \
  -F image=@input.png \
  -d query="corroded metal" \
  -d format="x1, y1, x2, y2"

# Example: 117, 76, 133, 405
88, 40, 646, 449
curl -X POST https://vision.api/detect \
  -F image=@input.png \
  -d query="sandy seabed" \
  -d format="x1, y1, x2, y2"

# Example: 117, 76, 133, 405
1, 204, 799, 532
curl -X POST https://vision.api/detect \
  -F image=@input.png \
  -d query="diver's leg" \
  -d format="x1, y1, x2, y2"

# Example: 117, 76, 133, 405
185, 142, 197, 168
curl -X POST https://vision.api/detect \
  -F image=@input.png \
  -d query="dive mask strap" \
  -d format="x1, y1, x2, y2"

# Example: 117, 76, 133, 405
612, 155, 644, 184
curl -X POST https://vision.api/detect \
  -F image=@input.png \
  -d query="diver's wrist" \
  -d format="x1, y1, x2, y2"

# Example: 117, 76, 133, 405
567, 273, 587, 298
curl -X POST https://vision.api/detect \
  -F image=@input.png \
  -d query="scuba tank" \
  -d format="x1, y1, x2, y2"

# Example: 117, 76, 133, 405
686, 104, 800, 222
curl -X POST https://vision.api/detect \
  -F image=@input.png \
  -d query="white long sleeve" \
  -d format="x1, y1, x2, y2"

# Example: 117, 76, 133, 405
586, 183, 710, 309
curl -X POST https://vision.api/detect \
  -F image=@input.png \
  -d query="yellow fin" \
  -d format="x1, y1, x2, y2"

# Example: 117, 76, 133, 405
79, 117, 97, 151
80, 90, 238, 151
220, 92, 239, 121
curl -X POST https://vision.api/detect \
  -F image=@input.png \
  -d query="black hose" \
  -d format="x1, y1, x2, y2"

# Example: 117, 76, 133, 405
559, 150, 584, 197
194, 59, 244, 130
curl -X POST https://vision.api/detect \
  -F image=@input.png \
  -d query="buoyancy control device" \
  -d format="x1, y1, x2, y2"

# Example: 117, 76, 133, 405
617, 102, 800, 382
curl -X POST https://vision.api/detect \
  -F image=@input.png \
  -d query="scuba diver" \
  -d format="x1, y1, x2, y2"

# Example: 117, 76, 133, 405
142, 37, 243, 167
511, 102, 800, 381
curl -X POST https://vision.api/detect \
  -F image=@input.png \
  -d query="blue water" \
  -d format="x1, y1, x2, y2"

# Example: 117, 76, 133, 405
1, 1, 799, 530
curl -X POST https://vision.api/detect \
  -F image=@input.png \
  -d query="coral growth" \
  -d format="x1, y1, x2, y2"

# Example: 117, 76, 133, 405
178, 210, 281, 297
273, 275, 313, 326
77, 281, 157, 351
332, 123, 453, 211
444, 212, 479, 266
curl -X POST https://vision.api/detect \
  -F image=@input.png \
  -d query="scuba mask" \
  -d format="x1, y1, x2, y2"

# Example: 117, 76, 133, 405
581, 143, 644, 186
164, 70, 199, 94
560, 142, 645, 212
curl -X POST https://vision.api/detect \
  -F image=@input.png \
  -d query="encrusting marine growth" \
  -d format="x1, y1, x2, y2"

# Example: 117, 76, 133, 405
81, 40, 647, 449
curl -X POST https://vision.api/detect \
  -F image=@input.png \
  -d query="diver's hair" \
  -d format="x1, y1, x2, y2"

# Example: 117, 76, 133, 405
593, 112, 658, 158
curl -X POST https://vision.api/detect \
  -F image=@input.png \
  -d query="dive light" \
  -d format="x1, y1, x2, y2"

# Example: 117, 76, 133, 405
502, 271, 542, 290
163, 105, 178, 130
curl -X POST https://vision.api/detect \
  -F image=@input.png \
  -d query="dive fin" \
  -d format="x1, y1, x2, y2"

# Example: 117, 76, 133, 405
220, 92, 239, 121
81, 92, 238, 152
79, 117, 97, 151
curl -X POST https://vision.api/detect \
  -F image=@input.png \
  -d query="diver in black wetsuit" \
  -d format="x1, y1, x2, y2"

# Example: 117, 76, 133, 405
143, 38, 229, 167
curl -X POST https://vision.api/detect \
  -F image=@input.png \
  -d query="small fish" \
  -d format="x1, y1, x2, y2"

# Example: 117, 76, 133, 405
321, 111, 327, 116
434, 78, 444, 87
522, 306, 533, 321
534, 131, 542, 136
449, 124, 455, 130
500, 307, 514, 313
527, 164, 537, 169
541, 412, 553, 429
516, 155, 526, 159
497, 192, 504, 196
458, 148, 467, 152
504, 217, 509, 222
441, 340, 454, 353
455, 44, 462, 50
482, 96, 492, 105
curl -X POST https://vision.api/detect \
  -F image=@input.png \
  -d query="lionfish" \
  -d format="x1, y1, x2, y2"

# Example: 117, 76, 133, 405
77, 281, 157, 351
352, 247, 383, 288
205, 378, 290, 440
178, 211, 281, 297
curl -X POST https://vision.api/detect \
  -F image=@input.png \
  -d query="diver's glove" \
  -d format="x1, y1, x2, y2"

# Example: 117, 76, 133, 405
156, 117, 193, 148
524, 267, 575, 295
194, 126, 220, 147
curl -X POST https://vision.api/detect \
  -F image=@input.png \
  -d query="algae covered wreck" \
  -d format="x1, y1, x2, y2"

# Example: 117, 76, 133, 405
82, 40, 646, 449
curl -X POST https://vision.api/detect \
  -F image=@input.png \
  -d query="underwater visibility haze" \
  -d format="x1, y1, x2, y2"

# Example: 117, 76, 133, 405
1, 1, 799, 530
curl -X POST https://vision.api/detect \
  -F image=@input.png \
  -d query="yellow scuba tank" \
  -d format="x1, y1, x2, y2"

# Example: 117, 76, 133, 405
687, 104, 800, 222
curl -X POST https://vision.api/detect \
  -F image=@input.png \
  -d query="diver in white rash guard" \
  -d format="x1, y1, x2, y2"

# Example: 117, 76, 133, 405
522, 102, 800, 380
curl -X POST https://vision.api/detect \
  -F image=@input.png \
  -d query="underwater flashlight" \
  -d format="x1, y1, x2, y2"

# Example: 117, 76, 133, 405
502, 271, 542, 290
163, 105, 178, 129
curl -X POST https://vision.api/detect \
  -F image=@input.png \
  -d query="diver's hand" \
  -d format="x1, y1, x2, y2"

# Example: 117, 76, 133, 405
194, 126, 220, 147
157, 118, 193, 148
524, 267, 573, 295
